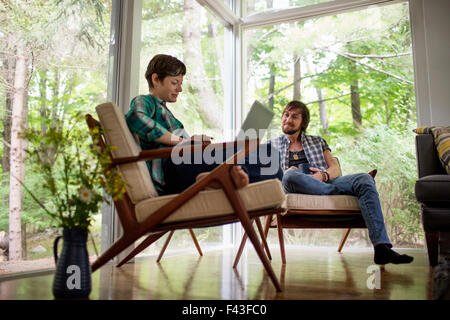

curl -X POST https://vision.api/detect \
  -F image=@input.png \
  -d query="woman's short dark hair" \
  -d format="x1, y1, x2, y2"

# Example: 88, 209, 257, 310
145, 54, 186, 89
282, 100, 310, 133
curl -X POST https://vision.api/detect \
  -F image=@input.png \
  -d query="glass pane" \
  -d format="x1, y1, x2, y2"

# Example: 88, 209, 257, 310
244, 2, 421, 248
0, 1, 111, 274
138, 0, 227, 256
220, 0, 234, 11
245, 0, 334, 16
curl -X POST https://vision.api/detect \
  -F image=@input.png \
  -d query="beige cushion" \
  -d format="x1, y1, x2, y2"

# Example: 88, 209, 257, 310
135, 179, 286, 224
96, 102, 159, 202
285, 193, 360, 212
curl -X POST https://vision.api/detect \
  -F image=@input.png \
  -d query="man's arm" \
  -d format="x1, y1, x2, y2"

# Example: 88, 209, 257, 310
323, 149, 340, 180
308, 150, 341, 181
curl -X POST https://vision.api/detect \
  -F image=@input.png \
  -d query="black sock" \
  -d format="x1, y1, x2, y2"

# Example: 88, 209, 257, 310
374, 244, 414, 265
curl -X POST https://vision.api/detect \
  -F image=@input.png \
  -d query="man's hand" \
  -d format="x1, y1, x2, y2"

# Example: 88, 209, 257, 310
284, 166, 298, 173
309, 167, 324, 181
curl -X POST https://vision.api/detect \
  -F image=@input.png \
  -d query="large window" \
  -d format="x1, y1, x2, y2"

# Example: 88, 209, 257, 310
0, 1, 111, 274
244, 1, 421, 248
0, 0, 426, 278
134, 0, 231, 257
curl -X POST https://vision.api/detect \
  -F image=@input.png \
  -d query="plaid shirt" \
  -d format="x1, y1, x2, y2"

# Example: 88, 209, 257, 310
125, 94, 189, 193
271, 133, 331, 171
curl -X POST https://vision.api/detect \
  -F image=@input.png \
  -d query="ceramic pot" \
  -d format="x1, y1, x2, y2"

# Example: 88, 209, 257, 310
52, 228, 91, 299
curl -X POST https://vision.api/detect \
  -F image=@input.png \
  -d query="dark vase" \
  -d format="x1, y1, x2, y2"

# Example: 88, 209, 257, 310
52, 228, 91, 299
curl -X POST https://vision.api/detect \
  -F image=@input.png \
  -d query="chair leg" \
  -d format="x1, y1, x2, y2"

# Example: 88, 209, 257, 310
91, 235, 137, 272
263, 214, 273, 239
256, 217, 272, 260
233, 231, 248, 268
116, 231, 167, 267
188, 229, 203, 257
338, 228, 352, 253
276, 213, 286, 265
157, 230, 175, 262
239, 213, 282, 292
233, 218, 271, 268
221, 180, 281, 291
425, 231, 439, 267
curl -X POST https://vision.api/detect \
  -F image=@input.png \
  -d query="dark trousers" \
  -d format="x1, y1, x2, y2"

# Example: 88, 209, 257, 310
161, 142, 283, 195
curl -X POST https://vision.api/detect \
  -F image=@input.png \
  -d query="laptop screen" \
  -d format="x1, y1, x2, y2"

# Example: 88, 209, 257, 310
236, 100, 274, 141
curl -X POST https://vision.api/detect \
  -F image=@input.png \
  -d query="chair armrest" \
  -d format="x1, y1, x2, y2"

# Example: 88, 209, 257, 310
112, 139, 258, 165
112, 147, 175, 165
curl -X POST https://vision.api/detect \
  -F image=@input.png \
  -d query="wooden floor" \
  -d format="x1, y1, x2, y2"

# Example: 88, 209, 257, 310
0, 246, 437, 300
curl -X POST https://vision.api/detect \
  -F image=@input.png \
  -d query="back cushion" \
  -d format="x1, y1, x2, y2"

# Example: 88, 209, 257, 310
96, 102, 159, 202
334, 157, 343, 176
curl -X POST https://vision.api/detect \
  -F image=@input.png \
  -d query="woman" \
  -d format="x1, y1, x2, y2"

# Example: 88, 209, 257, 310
126, 54, 282, 195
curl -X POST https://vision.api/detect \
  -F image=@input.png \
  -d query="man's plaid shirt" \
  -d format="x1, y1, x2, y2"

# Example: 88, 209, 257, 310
125, 94, 189, 193
271, 133, 331, 171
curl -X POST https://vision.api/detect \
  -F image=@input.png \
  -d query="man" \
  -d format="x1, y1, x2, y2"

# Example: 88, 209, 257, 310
273, 100, 413, 265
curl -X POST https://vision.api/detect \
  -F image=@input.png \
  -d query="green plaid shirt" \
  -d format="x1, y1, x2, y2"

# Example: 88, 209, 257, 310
125, 94, 189, 193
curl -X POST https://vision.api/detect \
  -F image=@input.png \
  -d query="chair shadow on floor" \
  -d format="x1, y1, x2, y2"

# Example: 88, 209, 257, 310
156, 257, 203, 300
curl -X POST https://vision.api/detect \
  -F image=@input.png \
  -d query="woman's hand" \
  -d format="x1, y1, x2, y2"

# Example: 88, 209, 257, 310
190, 134, 213, 145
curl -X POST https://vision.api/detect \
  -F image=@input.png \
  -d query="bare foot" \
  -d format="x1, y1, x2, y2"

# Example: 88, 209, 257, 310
195, 166, 249, 190
196, 172, 221, 189
230, 165, 249, 189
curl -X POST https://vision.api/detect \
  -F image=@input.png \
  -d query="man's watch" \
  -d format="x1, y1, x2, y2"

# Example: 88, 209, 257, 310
321, 171, 330, 182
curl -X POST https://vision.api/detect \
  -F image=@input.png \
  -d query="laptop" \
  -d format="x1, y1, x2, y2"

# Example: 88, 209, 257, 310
236, 100, 274, 141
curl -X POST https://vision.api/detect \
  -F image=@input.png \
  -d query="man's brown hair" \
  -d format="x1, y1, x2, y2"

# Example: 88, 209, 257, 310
145, 54, 186, 89
282, 100, 310, 134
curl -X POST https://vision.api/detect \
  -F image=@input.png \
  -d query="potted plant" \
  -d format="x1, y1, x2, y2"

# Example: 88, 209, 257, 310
17, 112, 126, 299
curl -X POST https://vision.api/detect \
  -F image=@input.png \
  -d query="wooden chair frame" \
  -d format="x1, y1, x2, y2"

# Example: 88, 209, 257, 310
86, 114, 284, 291
233, 170, 376, 266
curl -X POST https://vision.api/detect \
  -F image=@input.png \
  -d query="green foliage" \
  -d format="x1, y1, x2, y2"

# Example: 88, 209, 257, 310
20, 112, 126, 231
140, 0, 225, 138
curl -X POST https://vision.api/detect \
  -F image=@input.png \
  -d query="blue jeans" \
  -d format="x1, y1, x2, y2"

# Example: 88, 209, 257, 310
282, 169, 391, 246
162, 142, 283, 195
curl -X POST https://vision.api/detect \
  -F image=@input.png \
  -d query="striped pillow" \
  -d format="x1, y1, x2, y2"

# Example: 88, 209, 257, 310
413, 126, 434, 134
414, 126, 450, 174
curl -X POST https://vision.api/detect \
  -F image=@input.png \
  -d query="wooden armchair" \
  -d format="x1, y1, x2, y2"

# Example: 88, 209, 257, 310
234, 158, 376, 266
86, 102, 286, 291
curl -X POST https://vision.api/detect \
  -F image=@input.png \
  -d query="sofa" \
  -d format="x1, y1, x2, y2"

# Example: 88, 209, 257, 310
415, 133, 450, 266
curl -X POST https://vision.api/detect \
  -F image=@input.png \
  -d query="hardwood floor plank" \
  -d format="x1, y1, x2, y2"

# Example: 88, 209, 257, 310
0, 246, 435, 300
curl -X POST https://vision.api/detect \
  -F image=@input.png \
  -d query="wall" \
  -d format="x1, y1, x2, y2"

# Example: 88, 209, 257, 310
410, 0, 450, 126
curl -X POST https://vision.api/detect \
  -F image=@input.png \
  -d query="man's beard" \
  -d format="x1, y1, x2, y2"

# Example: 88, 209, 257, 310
282, 126, 301, 135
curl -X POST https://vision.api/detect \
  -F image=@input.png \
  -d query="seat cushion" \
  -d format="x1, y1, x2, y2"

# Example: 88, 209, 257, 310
135, 179, 286, 224
96, 102, 159, 203
285, 193, 360, 212
415, 174, 450, 204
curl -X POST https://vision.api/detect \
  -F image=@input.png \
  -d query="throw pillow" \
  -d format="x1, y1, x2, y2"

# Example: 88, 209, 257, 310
414, 126, 450, 174
431, 127, 450, 174
413, 126, 434, 134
